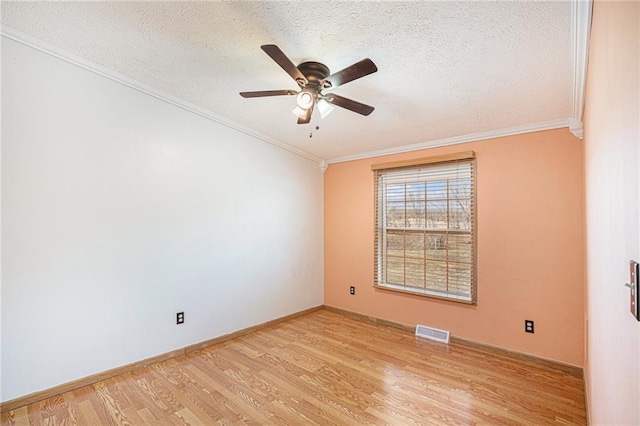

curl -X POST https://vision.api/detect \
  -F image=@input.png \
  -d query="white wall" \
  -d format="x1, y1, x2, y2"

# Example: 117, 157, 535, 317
583, 1, 639, 424
1, 38, 324, 402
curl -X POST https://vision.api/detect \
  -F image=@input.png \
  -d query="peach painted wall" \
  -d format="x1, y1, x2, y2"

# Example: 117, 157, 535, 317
324, 129, 585, 366
583, 1, 640, 424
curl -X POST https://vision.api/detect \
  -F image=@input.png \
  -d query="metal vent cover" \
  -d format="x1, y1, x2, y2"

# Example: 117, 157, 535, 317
415, 324, 450, 344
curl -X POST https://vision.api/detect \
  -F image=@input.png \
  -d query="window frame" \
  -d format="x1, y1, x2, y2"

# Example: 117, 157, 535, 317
372, 151, 477, 304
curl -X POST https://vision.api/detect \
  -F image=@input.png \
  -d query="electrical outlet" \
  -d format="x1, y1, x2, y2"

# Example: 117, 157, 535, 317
525, 320, 534, 333
349, 286, 355, 295
177, 312, 184, 325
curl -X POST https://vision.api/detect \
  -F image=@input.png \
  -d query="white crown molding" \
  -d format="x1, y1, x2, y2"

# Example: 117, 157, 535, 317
568, 118, 584, 139
326, 119, 570, 165
569, 0, 593, 139
0, 26, 323, 164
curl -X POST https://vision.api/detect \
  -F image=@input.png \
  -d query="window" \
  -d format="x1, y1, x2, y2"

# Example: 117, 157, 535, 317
373, 152, 477, 304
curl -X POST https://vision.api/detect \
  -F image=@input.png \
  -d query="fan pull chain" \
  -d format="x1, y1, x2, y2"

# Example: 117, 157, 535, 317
310, 111, 320, 138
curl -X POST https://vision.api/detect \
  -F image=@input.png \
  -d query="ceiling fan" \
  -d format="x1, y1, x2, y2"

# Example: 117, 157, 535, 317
240, 45, 378, 124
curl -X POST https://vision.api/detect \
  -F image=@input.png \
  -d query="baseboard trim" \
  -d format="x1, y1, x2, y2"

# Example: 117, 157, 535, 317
0, 305, 323, 413
322, 305, 583, 378
323, 305, 415, 333
583, 368, 591, 425
184, 306, 323, 354
449, 336, 583, 378
0, 348, 186, 413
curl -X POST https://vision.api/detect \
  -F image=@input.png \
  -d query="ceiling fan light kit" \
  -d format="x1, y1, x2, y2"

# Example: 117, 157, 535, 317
316, 99, 334, 118
292, 106, 308, 120
240, 44, 377, 125
296, 90, 314, 109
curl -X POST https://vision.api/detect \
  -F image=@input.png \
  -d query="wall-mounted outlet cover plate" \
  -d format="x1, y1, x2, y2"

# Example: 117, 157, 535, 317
525, 320, 534, 333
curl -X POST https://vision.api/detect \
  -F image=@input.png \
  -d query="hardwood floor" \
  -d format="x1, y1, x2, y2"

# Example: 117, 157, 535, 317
2, 310, 586, 425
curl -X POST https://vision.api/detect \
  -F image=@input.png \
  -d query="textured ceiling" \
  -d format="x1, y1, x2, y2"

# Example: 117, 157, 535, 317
2, 1, 573, 161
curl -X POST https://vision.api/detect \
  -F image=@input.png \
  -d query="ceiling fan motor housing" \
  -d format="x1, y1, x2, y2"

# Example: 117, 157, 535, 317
297, 62, 331, 89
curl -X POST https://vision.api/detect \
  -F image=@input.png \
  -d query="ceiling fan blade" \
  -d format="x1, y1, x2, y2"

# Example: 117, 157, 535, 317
321, 58, 377, 89
297, 112, 311, 124
240, 90, 297, 98
324, 94, 374, 116
261, 45, 308, 86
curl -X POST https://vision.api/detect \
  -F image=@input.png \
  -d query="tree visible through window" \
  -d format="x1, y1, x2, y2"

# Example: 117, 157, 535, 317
373, 152, 477, 303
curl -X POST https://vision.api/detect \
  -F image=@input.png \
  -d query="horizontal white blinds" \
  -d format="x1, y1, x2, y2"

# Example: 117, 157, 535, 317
374, 155, 477, 303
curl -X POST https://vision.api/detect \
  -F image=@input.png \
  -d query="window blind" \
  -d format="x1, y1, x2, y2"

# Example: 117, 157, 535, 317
373, 153, 477, 303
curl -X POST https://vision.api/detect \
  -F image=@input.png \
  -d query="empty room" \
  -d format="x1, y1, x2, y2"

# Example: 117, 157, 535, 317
1, 1, 638, 425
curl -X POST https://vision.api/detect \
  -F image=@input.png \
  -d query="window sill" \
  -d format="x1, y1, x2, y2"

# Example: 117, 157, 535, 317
373, 284, 476, 305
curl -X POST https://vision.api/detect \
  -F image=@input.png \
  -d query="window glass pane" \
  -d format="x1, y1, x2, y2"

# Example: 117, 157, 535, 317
426, 200, 448, 229
406, 258, 425, 288
386, 202, 405, 227
405, 233, 425, 258
426, 234, 447, 260
448, 234, 472, 262
385, 183, 405, 202
386, 231, 404, 257
426, 260, 447, 292
427, 180, 447, 200
448, 262, 472, 297
449, 178, 472, 199
386, 256, 404, 285
449, 199, 471, 230
405, 182, 426, 201
406, 202, 425, 229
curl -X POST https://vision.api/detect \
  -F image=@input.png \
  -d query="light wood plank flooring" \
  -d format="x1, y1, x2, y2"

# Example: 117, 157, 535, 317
2, 310, 586, 425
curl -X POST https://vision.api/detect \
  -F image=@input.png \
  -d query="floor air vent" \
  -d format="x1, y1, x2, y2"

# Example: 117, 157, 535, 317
415, 324, 450, 344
